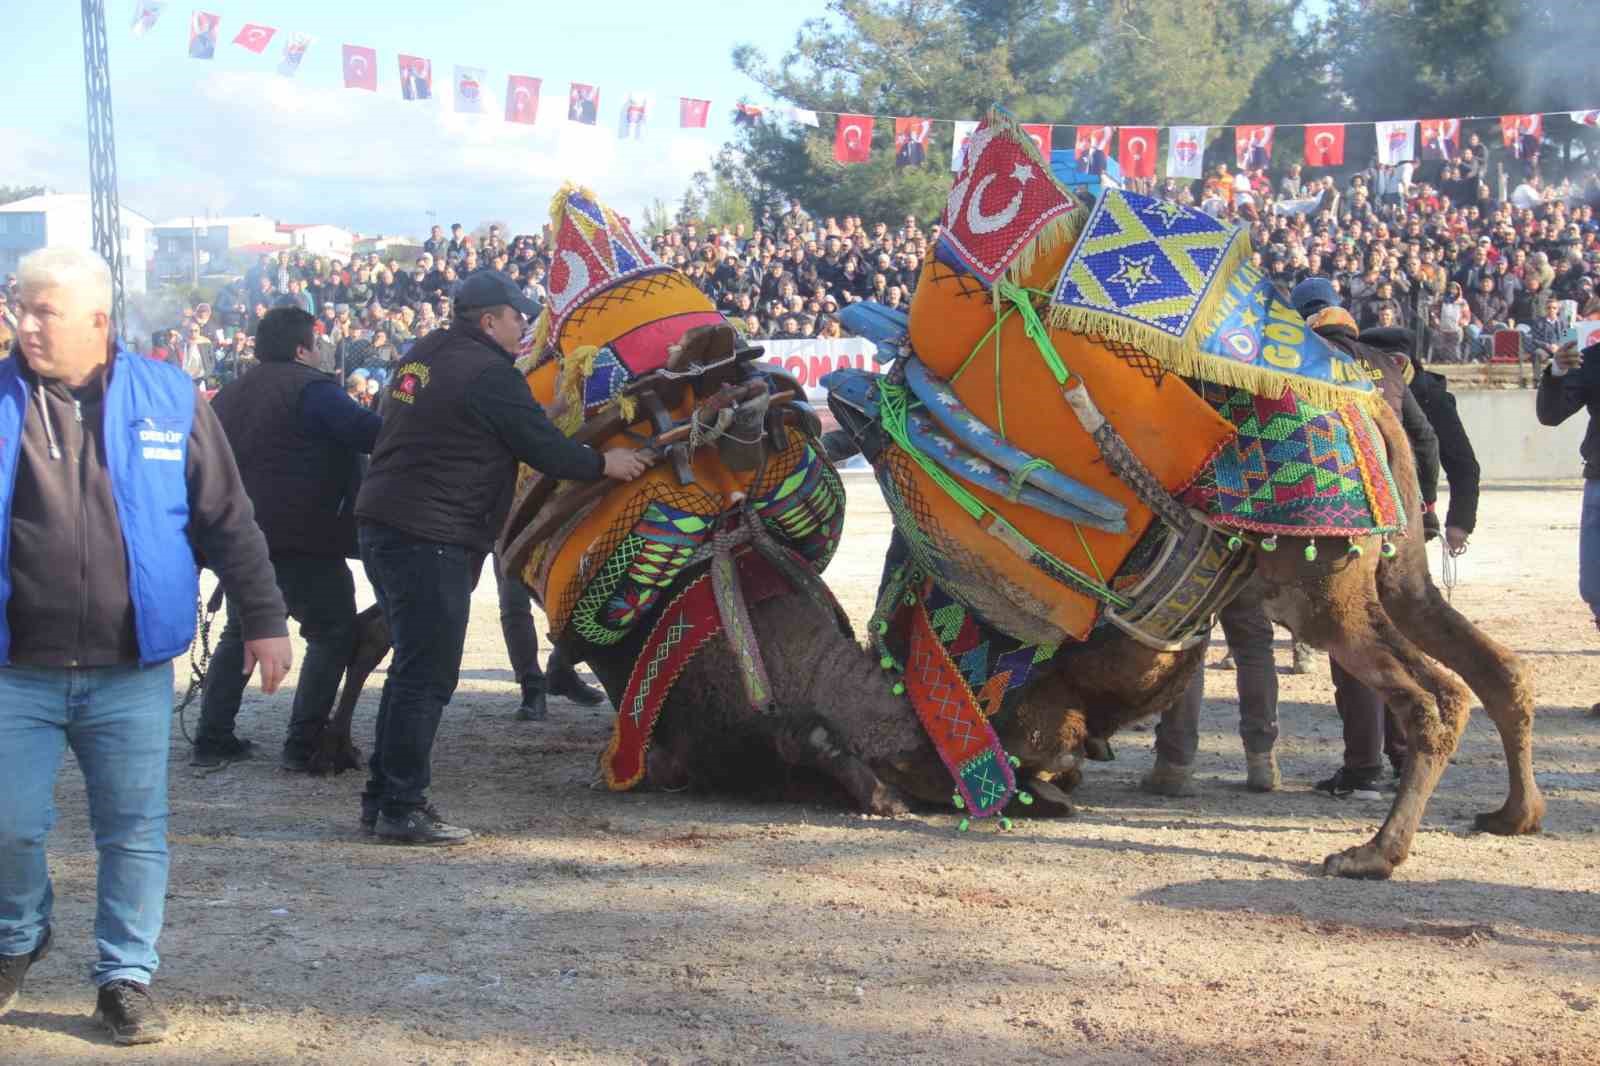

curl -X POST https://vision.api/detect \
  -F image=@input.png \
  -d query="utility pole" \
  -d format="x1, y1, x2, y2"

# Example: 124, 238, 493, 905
190, 215, 199, 287
82, 0, 126, 336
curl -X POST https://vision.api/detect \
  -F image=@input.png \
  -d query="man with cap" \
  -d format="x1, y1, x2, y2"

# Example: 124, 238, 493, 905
1289, 278, 1443, 799
354, 270, 647, 845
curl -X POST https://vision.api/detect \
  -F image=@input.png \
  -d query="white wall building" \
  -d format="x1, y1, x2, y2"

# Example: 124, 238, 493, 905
280, 223, 354, 261
0, 194, 155, 293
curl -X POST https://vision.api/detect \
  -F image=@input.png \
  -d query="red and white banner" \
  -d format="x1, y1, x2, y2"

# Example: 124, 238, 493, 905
1419, 118, 1461, 161
1501, 114, 1542, 157
1117, 126, 1157, 178
398, 55, 432, 101
505, 75, 540, 124
568, 83, 599, 125
454, 65, 487, 114
679, 98, 710, 128
232, 22, 275, 53
1166, 125, 1207, 179
834, 114, 873, 164
1074, 125, 1114, 173
1571, 110, 1600, 128
1235, 124, 1273, 169
342, 44, 377, 91
894, 117, 931, 167
757, 338, 880, 403
1303, 123, 1345, 167
1375, 119, 1417, 165
1019, 123, 1052, 158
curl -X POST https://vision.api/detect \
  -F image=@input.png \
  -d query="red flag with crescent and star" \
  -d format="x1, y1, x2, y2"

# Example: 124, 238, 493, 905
834, 114, 874, 164
1117, 126, 1157, 178
342, 44, 377, 91
680, 98, 711, 128
939, 116, 1078, 285
1303, 123, 1345, 167
232, 23, 275, 54
1019, 123, 1053, 158
505, 76, 541, 124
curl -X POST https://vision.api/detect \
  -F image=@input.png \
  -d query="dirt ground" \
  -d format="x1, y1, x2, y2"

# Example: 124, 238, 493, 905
6, 477, 1598, 1065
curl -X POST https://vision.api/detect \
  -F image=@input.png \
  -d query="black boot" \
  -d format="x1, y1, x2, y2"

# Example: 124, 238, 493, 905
546, 651, 605, 706
0, 925, 50, 1018
94, 980, 170, 1045
515, 676, 548, 722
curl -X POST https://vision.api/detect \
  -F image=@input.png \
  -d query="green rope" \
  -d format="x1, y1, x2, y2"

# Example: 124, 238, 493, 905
996, 280, 1072, 386
1006, 457, 1055, 502
951, 308, 1011, 385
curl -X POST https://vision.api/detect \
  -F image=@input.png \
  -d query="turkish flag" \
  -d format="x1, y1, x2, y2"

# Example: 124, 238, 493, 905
1019, 123, 1052, 158
232, 23, 276, 54
1303, 123, 1345, 167
1235, 124, 1273, 169
834, 114, 873, 164
1116, 126, 1157, 178
342, 45, 377, 92
680, 98, 710, 128
505, 76, 540, 125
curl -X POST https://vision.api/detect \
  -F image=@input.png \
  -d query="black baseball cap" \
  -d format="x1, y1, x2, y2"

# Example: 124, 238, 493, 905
452, 270, 538, 317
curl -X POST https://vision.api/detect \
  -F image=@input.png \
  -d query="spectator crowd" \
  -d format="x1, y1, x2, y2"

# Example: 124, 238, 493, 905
5, 134, 1596, 392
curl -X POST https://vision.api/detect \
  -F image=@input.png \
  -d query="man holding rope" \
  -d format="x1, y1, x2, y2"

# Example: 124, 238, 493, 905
0, 248, 290, 1043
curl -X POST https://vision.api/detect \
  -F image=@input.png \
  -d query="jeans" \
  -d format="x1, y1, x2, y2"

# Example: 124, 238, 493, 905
1155, 581, 1280, 765
197, 554, 357, 753
359, 523, 481, 818
0, 662, 174, 987
1580, 479, 1600, 621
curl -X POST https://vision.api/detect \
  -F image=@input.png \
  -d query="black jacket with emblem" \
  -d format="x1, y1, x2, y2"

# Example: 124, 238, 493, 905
355, 320, 605, 552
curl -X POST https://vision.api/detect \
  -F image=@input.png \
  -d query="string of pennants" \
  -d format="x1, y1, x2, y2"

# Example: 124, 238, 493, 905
134, 5, 1600, 173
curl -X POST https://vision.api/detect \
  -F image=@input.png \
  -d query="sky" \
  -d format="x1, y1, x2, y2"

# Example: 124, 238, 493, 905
7, 0, 830, 236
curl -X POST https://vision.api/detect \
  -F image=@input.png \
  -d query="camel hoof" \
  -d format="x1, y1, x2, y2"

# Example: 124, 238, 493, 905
863, 782, 910, 817
1322, 844, 1395, 880
309, 739, 363, 776
1020, 776, 1075, 817
1473, 804, 1543, 836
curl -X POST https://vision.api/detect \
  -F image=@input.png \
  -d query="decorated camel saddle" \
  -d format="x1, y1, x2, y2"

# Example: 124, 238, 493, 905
498, 185, 847, 791
826, 107, 1406, 822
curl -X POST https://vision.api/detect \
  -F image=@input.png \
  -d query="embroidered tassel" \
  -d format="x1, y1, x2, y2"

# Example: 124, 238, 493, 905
1381, 540, 1397, 558
1261, 536, 1278, 552
1304, 542, 1318, 562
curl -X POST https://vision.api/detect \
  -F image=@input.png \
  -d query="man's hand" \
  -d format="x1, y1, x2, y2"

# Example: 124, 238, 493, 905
602, 448, 649, 482
243, 636, 294, 695
1445, 525, 1469, 555
1553, 341, 1583, 373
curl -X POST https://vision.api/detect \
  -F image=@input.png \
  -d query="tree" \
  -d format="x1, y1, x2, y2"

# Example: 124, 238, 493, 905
0, 185, 45, 207
728, 0, 1299, 219
641, 197, 674, 237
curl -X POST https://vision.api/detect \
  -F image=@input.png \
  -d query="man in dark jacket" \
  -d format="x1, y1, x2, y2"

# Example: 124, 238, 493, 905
353, 270, 646, 845
1537, 335, 1600, 712
200, 308, 383, 770
0, 248, 290, 1044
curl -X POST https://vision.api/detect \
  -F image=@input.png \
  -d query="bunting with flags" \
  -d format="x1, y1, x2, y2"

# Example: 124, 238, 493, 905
1501, 113, 1542, 160
679, 98, 710, 128
1117, 126, 1157, 178
188, 11, 219, 59
1419, 118, 1461, 161
835, 113, 873, 164
1074, 125, 1114, 175
398, 55, 432, 101
619, 92, 649, 140
131, 1, 165, 37
1303, 123, 1345, 167
232, 22, 275, 54
342, 44, 377, 91
454, 66, 487, 114
1166, 125, 1207, 178
1235, 124, 1273, 169
506, 75, 540, 124
1019, 123, 1052, 158
894, 117, 931, 167
789, 107, 819, 127
1375, 119, 1417, 165
277, 32, 311, 77
733, 103, 764, 127
951, 119, 978, 172
568, 83, 599, 125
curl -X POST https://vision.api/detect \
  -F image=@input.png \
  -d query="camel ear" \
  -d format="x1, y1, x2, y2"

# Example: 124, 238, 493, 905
666, 324, 732, 371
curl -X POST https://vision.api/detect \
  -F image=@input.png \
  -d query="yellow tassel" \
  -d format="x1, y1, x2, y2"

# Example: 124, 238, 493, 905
552, 344, 599, 436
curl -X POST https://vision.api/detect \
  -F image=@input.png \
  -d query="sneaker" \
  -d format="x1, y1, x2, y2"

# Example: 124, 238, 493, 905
1290, 641, 1316, 675
190, 736, 256, 768
94, 980, 169, 1045
547, 667, 606, 707
1313, 766, 1385, 801
1245, 750, 1281, 793
361, 801, 440, 835
0, 926, 51, 1018
374, 806, 474, 846
515, 678, 548, 722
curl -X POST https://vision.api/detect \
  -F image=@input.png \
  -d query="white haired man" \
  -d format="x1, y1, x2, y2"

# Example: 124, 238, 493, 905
0, 248, 292, 1043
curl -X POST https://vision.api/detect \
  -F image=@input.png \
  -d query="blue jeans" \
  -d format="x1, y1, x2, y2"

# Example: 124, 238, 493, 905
1581, 479, 1600, 622
358, 523, 481, 818
0, 662, 174, 987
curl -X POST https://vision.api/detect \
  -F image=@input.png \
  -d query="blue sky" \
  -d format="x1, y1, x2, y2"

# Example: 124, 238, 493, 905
8, 1, 829, 235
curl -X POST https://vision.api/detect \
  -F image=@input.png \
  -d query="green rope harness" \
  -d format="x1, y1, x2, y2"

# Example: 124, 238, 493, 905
1006, 456, 1056, 502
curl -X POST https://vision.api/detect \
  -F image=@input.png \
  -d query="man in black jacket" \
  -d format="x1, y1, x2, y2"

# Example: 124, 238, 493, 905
354, 271, 646, 845
199, 308, 383, 770
1537, 335, 1600, 712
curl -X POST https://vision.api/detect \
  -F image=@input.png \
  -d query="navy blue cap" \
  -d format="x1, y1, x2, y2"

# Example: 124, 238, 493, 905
1289, 277, 1339, 317
452, 269, 538, 317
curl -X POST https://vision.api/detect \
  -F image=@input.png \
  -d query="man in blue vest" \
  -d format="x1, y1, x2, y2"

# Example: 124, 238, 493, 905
0, 248, 291, 1044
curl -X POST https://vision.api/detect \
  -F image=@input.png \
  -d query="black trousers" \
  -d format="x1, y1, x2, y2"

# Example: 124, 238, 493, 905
197, 553, 357, 753
494, 554, 575, 683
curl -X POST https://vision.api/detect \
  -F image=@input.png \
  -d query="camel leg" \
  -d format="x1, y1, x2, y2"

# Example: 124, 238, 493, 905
309, 604, 389, 775
1318, 609, 1473, 880
770, 714, 909, 816
1378, 557, 1544, 837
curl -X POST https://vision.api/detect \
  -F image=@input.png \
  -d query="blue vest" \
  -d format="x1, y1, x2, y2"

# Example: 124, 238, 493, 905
0, 348, 199, 665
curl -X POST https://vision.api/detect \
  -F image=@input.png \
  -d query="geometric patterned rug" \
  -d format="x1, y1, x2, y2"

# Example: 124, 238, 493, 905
1179, 382, 1406, 537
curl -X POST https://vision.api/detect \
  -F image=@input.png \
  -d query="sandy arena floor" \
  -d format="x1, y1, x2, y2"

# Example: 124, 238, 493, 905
5, 477, 1598, 1065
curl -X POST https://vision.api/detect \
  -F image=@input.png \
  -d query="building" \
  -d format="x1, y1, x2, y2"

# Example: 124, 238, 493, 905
151, 215, 284, 282
279, 223, 354, 261
0, 193, 155, 293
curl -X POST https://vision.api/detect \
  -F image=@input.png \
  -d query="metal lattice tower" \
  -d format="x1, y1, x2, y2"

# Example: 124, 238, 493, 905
82, 0, 125, 335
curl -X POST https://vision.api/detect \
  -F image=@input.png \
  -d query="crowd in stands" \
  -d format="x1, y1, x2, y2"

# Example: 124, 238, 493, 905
11, 135, 1594, 393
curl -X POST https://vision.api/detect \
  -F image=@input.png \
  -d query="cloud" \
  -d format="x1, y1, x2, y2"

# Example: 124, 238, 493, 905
40, 70, 716, 235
